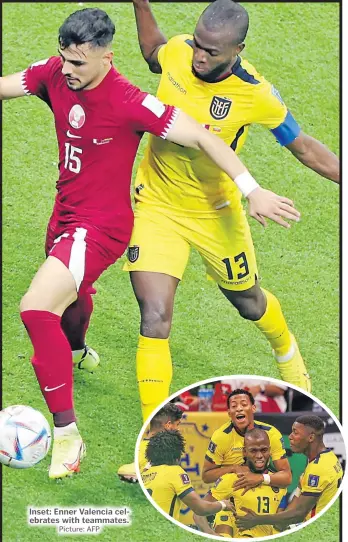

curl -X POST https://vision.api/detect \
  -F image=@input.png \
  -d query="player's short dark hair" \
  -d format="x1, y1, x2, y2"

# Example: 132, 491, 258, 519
244, 428, 270, 445
146, 430, 186, 466
59, 8, 115, 49
227, 388, 255, 408
295, 415, 325, 436
150, 403, 183, 430
200, 0, 249, 44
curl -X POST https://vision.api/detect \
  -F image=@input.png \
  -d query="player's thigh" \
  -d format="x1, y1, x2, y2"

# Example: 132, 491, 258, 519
193, 207, 258, 292
123, 205, 190, 280
20, 256, 77, 315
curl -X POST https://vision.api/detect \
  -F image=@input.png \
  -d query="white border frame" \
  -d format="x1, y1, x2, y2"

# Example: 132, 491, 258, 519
135, 375, 347, 541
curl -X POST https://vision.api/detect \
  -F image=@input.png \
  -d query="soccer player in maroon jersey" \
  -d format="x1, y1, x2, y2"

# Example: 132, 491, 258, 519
0, 8, 300, 479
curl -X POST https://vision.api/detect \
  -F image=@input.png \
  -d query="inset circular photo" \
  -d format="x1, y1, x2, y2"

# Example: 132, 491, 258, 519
136, 376, 345, 540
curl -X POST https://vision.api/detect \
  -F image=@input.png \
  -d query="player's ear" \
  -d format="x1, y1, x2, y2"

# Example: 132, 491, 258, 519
236, 43, 245, 54
103, 50, 113, 65
252, 404, 257, 414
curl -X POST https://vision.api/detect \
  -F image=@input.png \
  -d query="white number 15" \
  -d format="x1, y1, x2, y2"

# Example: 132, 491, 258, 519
64, 143, 82, 173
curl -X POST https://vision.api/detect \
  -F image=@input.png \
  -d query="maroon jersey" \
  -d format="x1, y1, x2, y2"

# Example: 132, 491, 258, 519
21, 57, 178, 242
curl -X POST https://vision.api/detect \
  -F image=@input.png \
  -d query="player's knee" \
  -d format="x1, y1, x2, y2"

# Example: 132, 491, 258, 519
233, 295, 265, 321
140, 300, 172, 338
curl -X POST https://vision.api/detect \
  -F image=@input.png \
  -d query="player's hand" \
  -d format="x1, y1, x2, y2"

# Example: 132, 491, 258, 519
222, 500, 236, 513
247, 187, 301, 228
233, 472, 263, 494
235, 507, 260, 530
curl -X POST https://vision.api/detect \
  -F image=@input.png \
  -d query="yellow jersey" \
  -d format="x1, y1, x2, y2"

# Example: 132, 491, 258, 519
205, 420, 286, 466
138, 438, 150, 473
141, 464, 194, 520
211, 470, 287, 538
299, 449, 343, 521
135, 34, 300, 217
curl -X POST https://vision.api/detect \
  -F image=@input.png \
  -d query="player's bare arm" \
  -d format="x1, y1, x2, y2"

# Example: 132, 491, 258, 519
233, 457, 292, 493
202, 458, 250, 484
166, 110, 301, 229
0, 72, 26, 100
182, 489, 234, 517
193, 492, 229, 535
286, 131, 339, 183
235, 494, 319, 531
132, 0, 166, 73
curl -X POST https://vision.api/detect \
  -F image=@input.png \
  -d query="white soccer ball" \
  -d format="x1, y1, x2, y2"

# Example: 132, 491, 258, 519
0, 405, 51, 469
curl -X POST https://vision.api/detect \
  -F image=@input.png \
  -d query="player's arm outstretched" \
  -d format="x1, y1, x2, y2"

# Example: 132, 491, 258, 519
166, 110, 301, 229
181, 490, 234, 519
286, 133, 339, 183
235, 493, 319, 531
132, 0, 166, 73
0, 72, 27, 100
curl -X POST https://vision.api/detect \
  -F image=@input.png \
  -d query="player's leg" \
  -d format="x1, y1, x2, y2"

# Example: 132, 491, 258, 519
19, 255, 85, 479
61, 286, 100, 372
194, 205, 310, 391
45, 221, 99, 373
130, 270, 179, 421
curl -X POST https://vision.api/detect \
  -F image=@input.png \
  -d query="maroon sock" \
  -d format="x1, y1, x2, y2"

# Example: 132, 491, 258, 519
20, 310, 75, 418
61, 289, 94, 350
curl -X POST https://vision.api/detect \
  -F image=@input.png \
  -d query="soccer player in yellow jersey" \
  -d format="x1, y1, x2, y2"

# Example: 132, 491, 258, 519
235, 415, 343, 532
142, 430, 235, 521
194, 428, 287, 538
118, 402, 182, 482
124, 0, 340, 424
202, 389, 291, 533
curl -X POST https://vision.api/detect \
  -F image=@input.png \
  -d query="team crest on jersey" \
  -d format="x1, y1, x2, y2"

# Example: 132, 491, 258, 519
69, 104, 86, 129
272, 487, 280, 493
308, 474, 320, 487
210, 96, 232, 120
127, 245, 140, 263
180, 473, 190, 485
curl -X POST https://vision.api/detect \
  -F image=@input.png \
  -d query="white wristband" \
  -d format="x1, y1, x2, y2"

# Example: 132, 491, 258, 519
234, 171, 260, 198
263, 473, 271, 485
219, 500, 227, 511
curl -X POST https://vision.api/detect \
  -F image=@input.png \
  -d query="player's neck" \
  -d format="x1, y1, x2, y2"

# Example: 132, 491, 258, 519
307, 441, 327, 462
84, 64, 112, 91
213, 56, 239, 83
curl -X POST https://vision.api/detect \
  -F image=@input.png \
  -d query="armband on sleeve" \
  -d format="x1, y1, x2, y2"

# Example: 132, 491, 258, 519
270, 110, 301, 146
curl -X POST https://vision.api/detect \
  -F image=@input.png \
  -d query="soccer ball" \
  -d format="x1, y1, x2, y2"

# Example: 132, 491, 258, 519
0, 405, 51, 469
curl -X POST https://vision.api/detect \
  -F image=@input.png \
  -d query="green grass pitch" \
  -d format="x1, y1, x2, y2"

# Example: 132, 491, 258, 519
2, 2, 340, 542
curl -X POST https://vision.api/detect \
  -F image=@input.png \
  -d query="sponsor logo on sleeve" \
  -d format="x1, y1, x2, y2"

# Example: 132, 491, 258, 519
180, 473, 190, 485
308, 474, 320, 488
271, 85, 284, 104
208, 441, 217, 454
142, 94, 166, 118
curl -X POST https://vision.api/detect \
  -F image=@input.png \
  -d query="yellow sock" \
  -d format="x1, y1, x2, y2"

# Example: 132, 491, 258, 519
253, 289, 292, 357
136, 335, 173, 423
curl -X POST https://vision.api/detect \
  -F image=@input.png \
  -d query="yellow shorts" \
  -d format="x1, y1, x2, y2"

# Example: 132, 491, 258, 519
123, 203, 258, 291
213, 510, 235, 536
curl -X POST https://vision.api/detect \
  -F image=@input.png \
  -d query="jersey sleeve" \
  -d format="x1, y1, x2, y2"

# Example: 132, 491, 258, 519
205, 432, 225, 465
170, 466, 194, 500
210, 474, 235, 501
254, 81, 301, 146
269, 427, 287, 462
21, 56, 60, 99
300, 464, 329, 497
121, 84, 180, 139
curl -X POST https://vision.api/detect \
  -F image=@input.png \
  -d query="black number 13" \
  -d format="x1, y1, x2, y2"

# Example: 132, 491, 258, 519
222, 252, 249, 280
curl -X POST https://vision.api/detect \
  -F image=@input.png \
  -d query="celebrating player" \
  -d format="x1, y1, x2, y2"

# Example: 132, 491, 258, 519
118, 402, 183, 483
194, 428, 287, 537
124, 0, 339, 424
201, 389, 291, 533
142, 430, 235, 520
235, 415, 343, 531
2, 8, 293, 479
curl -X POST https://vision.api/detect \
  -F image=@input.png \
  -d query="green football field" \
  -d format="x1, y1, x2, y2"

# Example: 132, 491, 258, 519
2, 2, 340, 542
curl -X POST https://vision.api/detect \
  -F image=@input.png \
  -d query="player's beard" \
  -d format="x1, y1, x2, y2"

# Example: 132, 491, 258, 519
65, 78, 91, 92
191, 58, 233, 83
